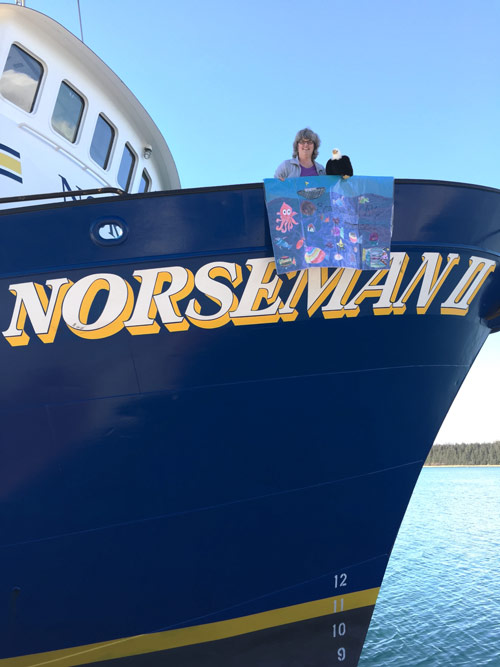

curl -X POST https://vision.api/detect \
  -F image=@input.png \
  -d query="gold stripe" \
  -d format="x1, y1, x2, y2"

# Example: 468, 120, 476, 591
0, 152, 22, 175
1, 588, 379, 667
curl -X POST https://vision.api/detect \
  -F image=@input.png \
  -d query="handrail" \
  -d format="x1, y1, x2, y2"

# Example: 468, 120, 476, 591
0, 187, 125, 205
18, 123, 112, 186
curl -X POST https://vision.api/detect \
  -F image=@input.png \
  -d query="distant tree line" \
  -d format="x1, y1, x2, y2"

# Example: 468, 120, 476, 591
425, 442, 500, 466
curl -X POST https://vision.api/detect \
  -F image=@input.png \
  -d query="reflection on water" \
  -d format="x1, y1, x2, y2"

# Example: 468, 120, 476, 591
359, 467, 500, 666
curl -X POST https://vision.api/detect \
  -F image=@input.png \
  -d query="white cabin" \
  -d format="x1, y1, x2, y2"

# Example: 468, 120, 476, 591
0, 3, 180, 205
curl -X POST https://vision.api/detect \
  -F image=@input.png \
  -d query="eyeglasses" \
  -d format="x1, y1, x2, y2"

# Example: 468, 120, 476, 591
299, 140, 314, 145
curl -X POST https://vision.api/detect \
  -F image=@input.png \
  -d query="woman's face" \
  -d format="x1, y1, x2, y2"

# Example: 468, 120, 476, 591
298, 139, 314, 161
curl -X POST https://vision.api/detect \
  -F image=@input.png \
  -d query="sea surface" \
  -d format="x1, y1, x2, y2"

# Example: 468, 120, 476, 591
358, 467, 500, 666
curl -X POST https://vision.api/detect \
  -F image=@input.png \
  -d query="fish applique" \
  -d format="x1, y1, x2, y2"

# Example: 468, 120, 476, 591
304, 247, 326, 264
275, 237, 292, 249
278, 256, 297, 268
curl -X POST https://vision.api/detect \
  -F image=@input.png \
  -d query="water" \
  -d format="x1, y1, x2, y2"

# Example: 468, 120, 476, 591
359, 467, 500, 666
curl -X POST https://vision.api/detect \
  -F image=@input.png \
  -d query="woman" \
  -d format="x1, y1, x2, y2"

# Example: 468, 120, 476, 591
274, 128, 326, 180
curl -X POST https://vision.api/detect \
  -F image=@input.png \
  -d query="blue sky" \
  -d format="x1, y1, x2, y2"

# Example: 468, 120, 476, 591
17, 0, 500, 443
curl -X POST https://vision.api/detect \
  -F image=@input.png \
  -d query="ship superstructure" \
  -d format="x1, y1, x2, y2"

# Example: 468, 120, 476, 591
0, 3, 179, 207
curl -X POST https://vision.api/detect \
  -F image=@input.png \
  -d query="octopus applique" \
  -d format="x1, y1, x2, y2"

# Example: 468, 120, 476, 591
276, 202, 298, 233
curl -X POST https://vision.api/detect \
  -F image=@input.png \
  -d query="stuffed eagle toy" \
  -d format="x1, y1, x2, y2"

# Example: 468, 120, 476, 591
326, 149, 353, 179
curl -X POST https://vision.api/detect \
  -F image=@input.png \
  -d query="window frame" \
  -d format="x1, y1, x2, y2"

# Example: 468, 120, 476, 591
50, 79, 86, 144
117, 142, 137, 192
0, 42, 45, 114
89, 113, 116, 171
138, 168, 151, 194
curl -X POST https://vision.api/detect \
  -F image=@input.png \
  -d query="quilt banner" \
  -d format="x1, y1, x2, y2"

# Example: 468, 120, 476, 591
263, 175, 394, 275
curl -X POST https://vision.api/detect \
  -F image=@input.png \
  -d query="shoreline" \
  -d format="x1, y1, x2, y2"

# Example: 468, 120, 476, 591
424, 464, 500, 468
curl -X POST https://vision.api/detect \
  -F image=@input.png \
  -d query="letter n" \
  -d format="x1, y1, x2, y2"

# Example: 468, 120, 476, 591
2, 278, 72, 346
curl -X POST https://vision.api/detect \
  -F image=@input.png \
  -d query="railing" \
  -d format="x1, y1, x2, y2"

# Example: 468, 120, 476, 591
18, 123, 112, 187
0, 187, 125, 206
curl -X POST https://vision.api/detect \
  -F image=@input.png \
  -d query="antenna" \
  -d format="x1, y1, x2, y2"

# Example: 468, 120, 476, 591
77, 0, 84, 43
15, 1, 26, 6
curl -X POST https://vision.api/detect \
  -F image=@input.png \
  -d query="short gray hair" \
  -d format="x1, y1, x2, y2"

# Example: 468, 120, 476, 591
292, 128, 321, 161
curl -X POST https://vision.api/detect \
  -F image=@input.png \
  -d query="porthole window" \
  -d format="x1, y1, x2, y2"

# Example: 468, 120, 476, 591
90, 217, 128, 246
0, 44, 43, 112
138, 169, 151, 193
90, 114, 115, 169
51, 81, 84, 143
117, 143, 136, 191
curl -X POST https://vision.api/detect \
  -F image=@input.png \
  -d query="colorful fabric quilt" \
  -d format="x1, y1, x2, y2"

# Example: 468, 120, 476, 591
264, 175, 394, 274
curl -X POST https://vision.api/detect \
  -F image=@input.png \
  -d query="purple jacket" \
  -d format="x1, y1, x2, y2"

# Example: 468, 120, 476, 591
274, 157, 326, 180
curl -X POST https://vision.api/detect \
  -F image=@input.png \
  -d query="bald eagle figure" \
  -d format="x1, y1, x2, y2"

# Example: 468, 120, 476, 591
326, 149, 353, 179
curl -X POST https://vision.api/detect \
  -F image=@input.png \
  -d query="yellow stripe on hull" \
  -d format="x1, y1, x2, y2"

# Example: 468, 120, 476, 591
0, 153, 22, 175
1, 587, 379, 666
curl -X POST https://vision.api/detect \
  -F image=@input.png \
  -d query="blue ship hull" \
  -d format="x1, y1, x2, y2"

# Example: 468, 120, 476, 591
1, 180, 499, 666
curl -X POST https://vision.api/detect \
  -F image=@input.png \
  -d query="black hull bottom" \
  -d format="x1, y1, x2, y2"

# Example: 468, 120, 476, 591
91, 606, 374, 667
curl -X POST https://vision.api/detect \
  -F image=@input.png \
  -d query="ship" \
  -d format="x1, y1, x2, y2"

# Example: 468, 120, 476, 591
1, 3, 500, 666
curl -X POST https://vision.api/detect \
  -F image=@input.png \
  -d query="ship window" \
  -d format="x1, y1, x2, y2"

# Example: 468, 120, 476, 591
51, 82, 84, 143
0, 44, 43, 112
90, 114, 115, 169
138, 169, 151, 193
117, 144, 135, 191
